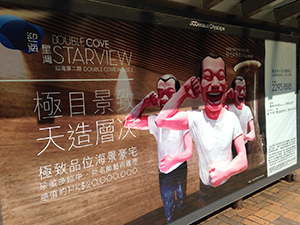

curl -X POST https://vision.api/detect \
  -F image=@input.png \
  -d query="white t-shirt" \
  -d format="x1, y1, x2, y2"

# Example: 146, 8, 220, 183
148, 114, 188, 174
228, 104, 253, 143
187, 109, 242, 186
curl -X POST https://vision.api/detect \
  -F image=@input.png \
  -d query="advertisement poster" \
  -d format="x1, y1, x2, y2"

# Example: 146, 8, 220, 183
0, 3, 294, 225
265, 40, 297, 177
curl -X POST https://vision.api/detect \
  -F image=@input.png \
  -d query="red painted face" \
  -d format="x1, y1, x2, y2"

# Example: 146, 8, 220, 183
234, 79, 246, 106
201, 56, 227, 113
157, 79, 176, 110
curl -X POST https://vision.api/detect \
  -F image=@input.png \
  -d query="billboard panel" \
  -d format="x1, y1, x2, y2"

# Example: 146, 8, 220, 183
0, 2, 297, 225
265, 40, 297, 176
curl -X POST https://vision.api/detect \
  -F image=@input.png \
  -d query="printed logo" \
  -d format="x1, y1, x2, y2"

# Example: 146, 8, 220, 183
0, 15, 44, 54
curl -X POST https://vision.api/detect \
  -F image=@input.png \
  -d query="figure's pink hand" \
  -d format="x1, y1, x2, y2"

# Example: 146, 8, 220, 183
208, 164, 228, 188
145, 91, 158, 107
225, 88, 235, 99
242, 133, 246, 141
184, 76, 201, 99
160, 155, 174, 173
208, 167, 215, 173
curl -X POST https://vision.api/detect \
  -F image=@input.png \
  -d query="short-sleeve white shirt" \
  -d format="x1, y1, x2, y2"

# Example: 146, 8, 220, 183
228, 104, 253, 143
187, 109, 242, 186
148, 114, 188, 174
